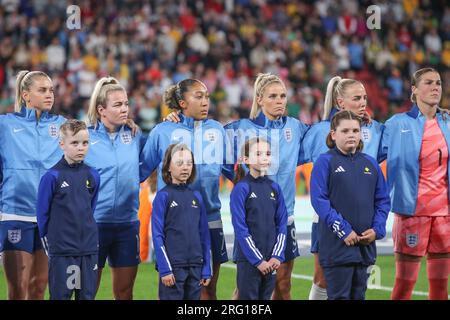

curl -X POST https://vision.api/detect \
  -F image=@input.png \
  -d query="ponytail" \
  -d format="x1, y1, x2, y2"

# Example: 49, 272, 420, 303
323, 76, 342, 120
322, 76, 362, 120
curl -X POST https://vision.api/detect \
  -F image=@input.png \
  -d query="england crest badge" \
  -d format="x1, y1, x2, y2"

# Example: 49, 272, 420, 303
48, 124, 59, 138
8, 229, 21, 244
406, 233, 418, 248
361, 127, 371, 143
120, 131, 132, 144
284, 128, 292, 142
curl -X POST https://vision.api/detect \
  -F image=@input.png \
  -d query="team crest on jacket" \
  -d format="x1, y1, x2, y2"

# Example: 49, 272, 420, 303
406, 233, 418, 248
284, 128, 292, 142
361, 127, 371, 142
48, 124, 59, 138
8, 229, 21, 244
191, 199, 198, 208
205, 130, 217, 142
120, 131, 132, 144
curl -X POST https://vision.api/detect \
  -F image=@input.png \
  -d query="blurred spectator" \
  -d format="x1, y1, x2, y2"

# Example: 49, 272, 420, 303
0, 0, 448, 133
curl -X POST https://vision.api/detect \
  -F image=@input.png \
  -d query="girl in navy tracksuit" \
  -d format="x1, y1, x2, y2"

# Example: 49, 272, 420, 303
230, 137, 287, 300
152, 143, 211, 300
310, 110, 390, 300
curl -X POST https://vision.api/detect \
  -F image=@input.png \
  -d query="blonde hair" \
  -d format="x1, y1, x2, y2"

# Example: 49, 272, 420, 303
14, 70, 52, 112
249, 73, 286, 119
323, 76, 362, 120
87, 76, 126, 126
60, 119, 88, 140
410, 67, 439, 103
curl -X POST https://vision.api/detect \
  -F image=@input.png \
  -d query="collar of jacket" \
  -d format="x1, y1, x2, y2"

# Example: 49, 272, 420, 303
252, 111, 286, 129
406, 103, 443, 119
16, 105, 53, 122
60, 155, 84, 168
328, 106, 373, 127
168, 183, 189, 190
93, 121, 126, 135
246, 173, 269, 182
332, 146, 360, 159
179, 113, 203, 129
326, 107, 339, 121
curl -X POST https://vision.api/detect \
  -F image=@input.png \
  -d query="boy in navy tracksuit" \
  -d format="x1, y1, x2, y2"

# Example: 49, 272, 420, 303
152, 143, 211, 300
230, 137, 287, 300
37, 120, 100, 300
310, 111, 390, 300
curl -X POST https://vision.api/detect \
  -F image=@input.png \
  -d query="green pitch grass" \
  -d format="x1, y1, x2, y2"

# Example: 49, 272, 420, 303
1, 255, 448, 300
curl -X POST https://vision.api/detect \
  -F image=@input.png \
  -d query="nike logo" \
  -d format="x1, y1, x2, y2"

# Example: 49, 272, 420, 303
91, 140, 100, 145
401, 129, 411, 133
13, 128, 24, 133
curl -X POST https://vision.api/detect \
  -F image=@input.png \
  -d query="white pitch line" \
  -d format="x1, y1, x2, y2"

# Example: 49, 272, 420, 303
221, 263, 449, 298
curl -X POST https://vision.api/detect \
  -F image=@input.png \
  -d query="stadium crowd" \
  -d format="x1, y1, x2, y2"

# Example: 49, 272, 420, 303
0, 0, 449, 129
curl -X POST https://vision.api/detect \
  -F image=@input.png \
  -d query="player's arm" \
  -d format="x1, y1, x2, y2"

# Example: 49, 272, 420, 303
195, 192, 212, 280
151, 191, 173, 277
36, 170, 57, 255
90, 168, 101, 211
371, 161, 391, 240
139, 128, 161, 183
222, 122, 238, 182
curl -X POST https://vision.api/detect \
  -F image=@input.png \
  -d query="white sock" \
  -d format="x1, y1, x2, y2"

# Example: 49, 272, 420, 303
308, 282, 328, 300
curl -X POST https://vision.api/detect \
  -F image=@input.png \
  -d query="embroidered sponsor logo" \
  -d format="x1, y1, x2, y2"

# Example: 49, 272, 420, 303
335, 166, 346, 173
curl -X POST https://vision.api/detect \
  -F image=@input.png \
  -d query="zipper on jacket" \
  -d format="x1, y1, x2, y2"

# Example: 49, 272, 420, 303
438, 149, 442, 166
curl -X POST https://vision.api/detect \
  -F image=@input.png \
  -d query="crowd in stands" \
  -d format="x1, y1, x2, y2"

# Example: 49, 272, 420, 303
0, 0, 449, 132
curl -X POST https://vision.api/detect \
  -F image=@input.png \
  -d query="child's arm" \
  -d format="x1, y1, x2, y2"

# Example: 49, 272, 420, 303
361, 161, 391, 244
310, 155, 354, 242
89, 168, 101, 211
139, 128, 161, 183
36, 171, 57, 255
151, 191, 173, 278
221, 125, 235, 182
195, 191, 212, 281
270, 183, 288, 265
230, 182, 264, 267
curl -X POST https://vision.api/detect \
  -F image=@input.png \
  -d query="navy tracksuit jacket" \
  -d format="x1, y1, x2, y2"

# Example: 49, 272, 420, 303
310, 147, 390, 299
152, 184, 211, 300
230, 174, 287, 300
36, 156, 100, 300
